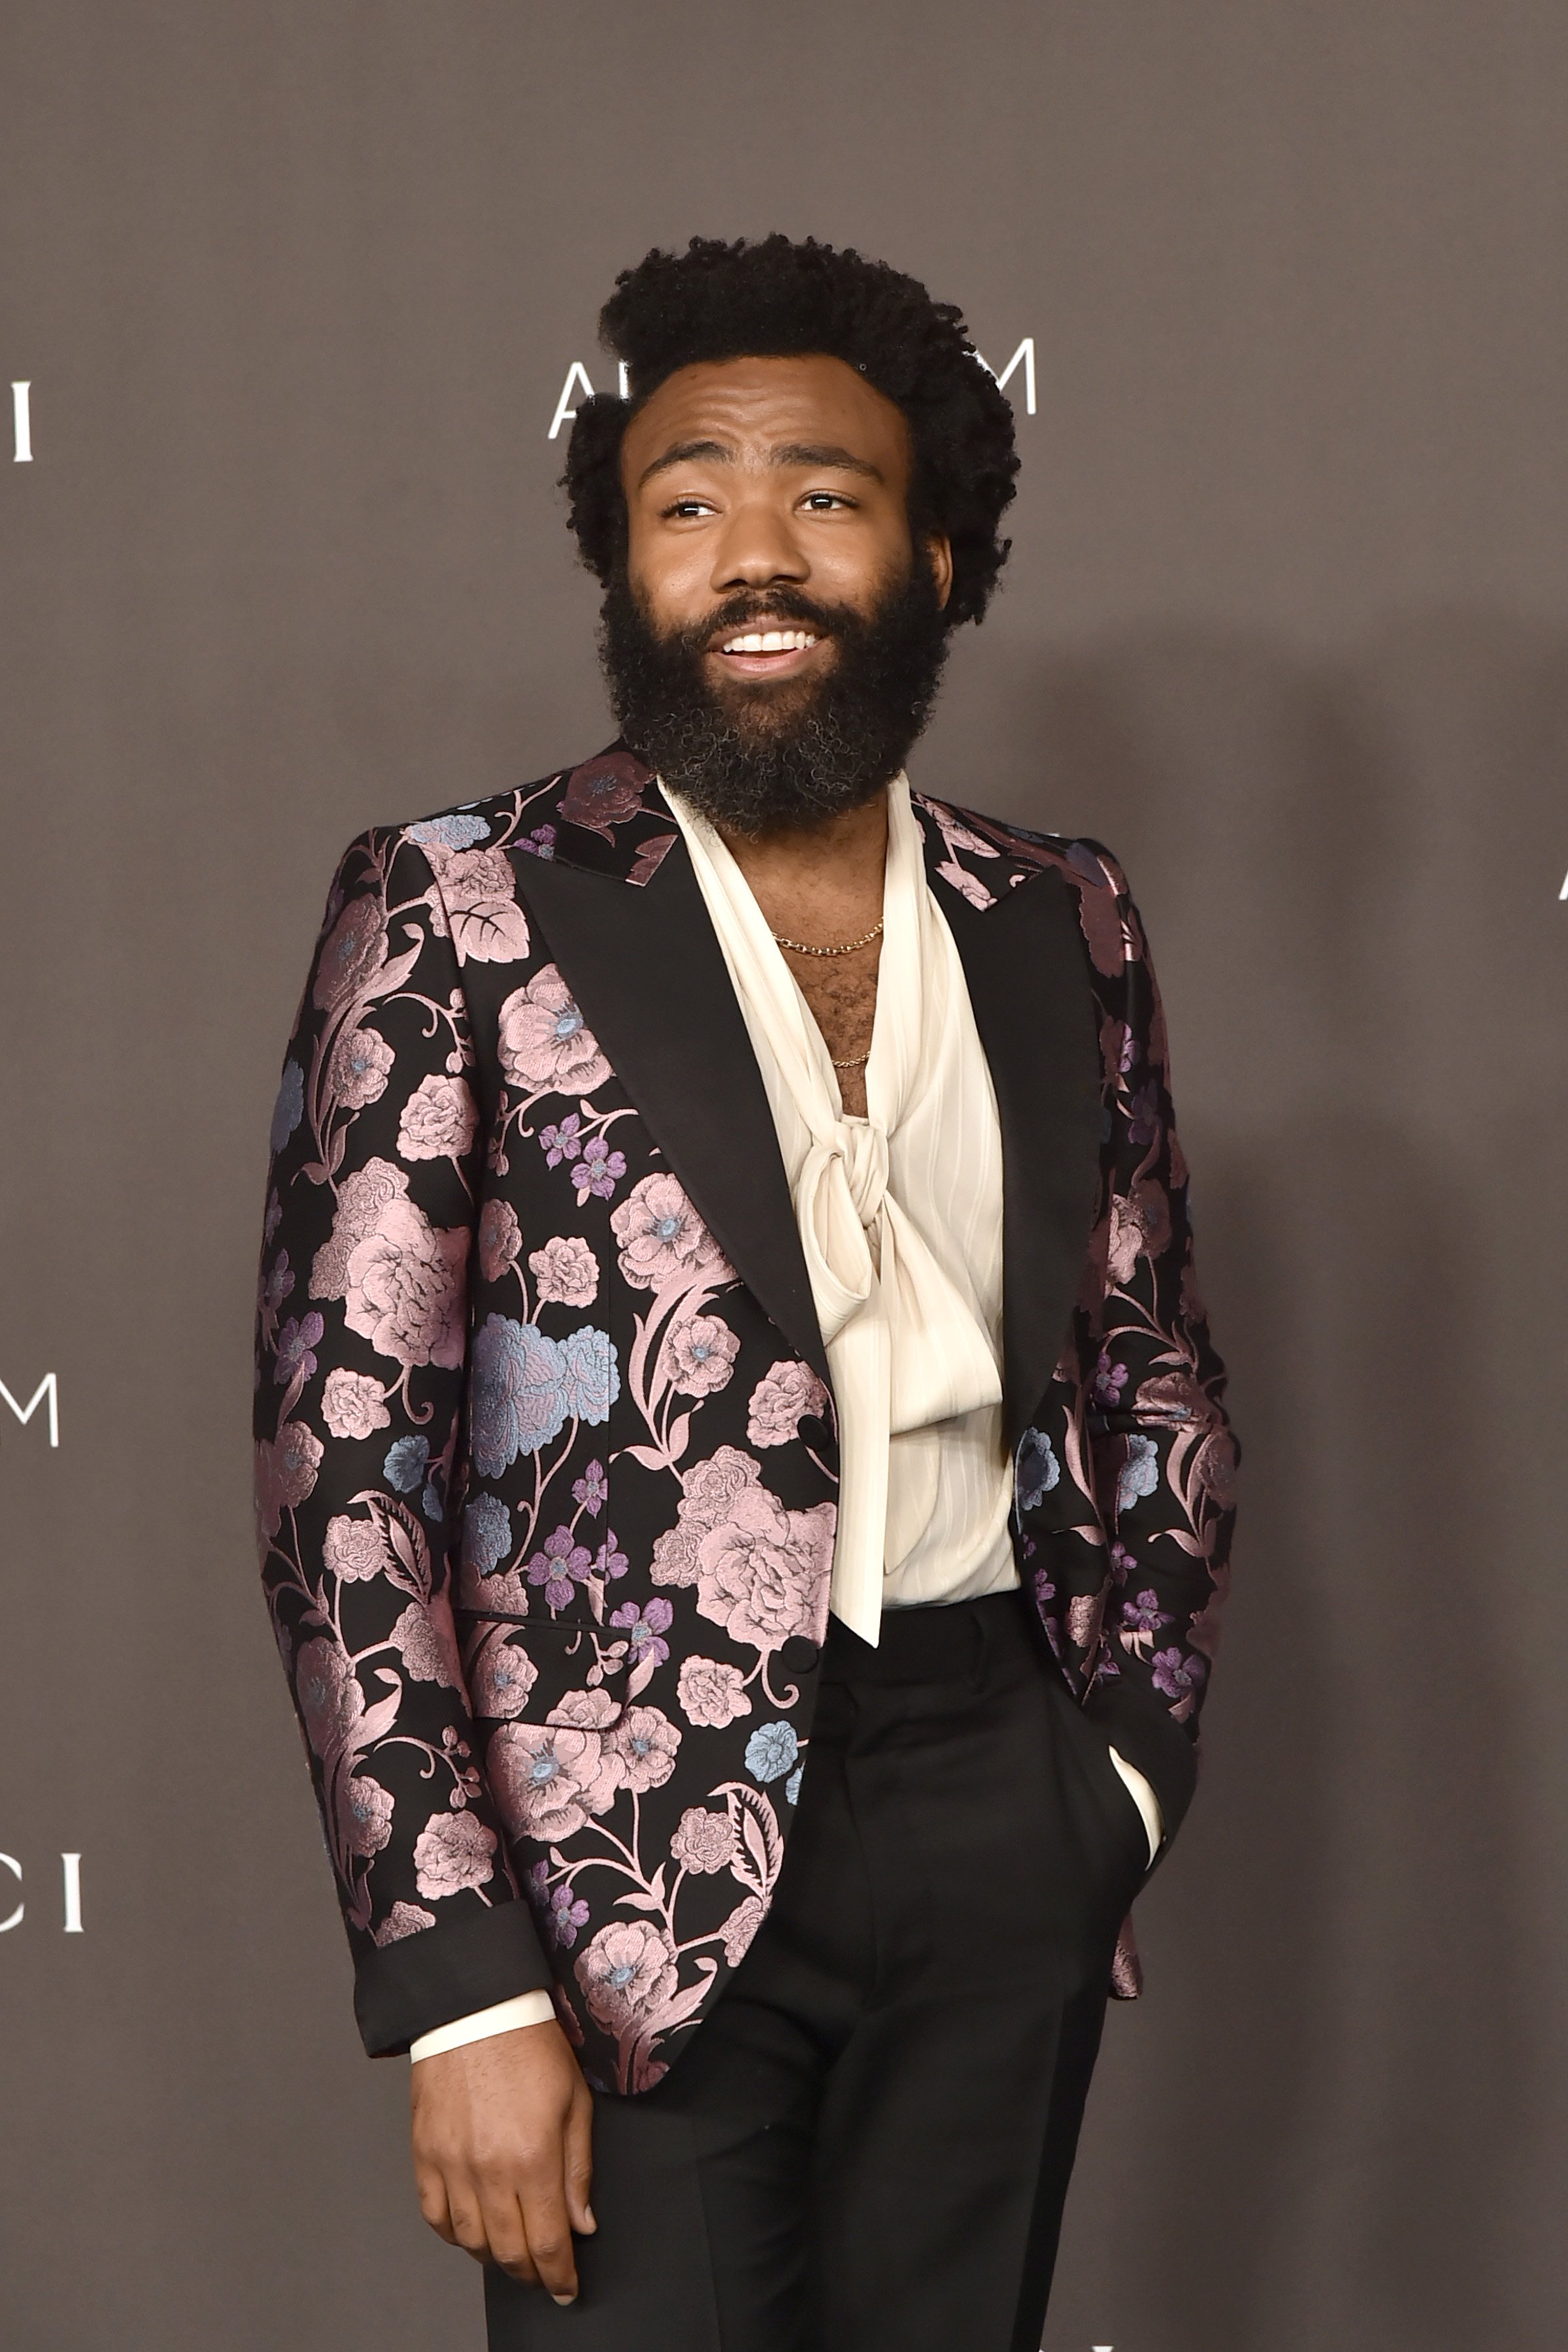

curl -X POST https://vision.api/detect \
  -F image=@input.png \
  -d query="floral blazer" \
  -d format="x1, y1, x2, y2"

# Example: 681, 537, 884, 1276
255, 744, 1236, 2095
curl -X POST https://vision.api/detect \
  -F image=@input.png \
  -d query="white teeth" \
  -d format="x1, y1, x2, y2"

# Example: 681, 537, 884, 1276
720, 629, 819, 654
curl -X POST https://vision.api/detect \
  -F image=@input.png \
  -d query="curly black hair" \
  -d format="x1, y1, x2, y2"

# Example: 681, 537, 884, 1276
562, 235, 1019, 629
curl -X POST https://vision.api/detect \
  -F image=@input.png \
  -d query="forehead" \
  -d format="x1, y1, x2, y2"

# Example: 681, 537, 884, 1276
621, 353, 912, 482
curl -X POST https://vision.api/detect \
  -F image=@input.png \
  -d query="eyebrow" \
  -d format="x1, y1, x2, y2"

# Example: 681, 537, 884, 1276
636, 438, 885, 489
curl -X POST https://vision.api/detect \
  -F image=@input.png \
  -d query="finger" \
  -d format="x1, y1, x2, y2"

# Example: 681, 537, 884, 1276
414, 2161, 458, 2247
445, 2183, 495, 2266
517, 2173, 580, 2304
477, 2185, 539, 2288
563, 2087, 596, 2236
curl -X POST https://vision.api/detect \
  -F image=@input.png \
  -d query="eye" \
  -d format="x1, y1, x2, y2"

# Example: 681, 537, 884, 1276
660, 495, 717, 520
801, 491, 856, 512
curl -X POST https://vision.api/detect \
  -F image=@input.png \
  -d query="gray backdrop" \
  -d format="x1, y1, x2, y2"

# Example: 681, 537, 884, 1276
3, 5, 1566, 2347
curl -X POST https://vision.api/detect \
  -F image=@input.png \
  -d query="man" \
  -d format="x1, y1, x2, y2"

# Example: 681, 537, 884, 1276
255, 235, 1235, 2352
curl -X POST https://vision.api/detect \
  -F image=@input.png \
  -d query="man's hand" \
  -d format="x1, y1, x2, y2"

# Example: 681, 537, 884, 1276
410, 2021, 595, 2304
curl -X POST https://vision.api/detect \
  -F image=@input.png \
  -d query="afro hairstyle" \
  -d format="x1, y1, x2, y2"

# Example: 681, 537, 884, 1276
562, 235, 1019, 629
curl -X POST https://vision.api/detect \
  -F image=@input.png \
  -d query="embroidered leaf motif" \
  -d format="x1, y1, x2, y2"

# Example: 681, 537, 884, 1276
723, 1782, 782, 1900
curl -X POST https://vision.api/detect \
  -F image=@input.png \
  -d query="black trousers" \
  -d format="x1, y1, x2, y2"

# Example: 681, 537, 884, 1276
487, 1590, 1149, 2352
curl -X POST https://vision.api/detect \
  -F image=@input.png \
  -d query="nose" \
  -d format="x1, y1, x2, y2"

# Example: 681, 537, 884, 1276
709, 490, 809, 596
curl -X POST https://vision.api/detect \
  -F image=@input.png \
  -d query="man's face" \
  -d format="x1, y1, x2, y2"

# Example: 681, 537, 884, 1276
602, 353, 955, 834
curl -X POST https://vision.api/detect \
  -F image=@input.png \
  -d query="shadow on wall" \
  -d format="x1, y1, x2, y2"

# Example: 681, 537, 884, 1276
919, 615, 1567, 2352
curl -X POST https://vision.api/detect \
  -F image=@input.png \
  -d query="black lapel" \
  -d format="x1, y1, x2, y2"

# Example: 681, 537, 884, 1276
512, 836, 832, 1391
936, 868, 1104, 1449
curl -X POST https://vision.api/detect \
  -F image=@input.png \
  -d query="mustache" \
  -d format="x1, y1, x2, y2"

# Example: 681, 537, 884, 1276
651, 586, 853, 659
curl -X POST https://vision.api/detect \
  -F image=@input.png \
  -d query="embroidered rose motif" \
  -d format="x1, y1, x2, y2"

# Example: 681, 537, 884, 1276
461, 1492, 513, 1575
478, 1198, 523, 1284
342, 1198, 468, 1371
557, 750, 649, 840
471, 1635, 538, 1720
327, 1024, 395, 1112
529, 1234, 598, 1307
308, 1158, 410, 1300
694, 1490, 834, 1655
372, 1901, 436, 1945
320, 1367, 391, 1441
652, 1447, 764, 1588
1015, 1428, 1060, 1512
469, 1316, 570, 1477
389, 1600, 461, 1686
254, 1421, 323, 1540
293, 1635, 363, 1763
606, 1705, 681, 1795
743, 1720, 799, 1784
408, 813, 490, 851
397, 1073, 477, 1162
745, 1361, 830, 1446
1117, 1433, 1160, 1512
341, 1772, 394, 1857
576, 1921, 679, 2034
489, 1698, 625, 1843
557, 1326, 620, 1424
323, 1512, 393, 1582
675, 1656, 753, 1728
610, 1173, 728, 1292
313, 894, 385, 1010
717, 1897, 765, 1968
497, 966, 612, 1097
669, 1807, 737, 1875
664, 1313, 740, 1397
412, 1808, 498, 1901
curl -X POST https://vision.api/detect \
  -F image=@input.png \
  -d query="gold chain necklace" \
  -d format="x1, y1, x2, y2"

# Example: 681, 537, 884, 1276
770, 917, 884, 958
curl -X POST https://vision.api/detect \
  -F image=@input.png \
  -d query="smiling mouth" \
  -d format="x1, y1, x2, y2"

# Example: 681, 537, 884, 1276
710, 624, 824, 679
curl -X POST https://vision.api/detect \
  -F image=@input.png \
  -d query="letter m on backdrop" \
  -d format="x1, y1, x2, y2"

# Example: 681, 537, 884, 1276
0, 1373, 59, 1447
975, 336, 1036, 414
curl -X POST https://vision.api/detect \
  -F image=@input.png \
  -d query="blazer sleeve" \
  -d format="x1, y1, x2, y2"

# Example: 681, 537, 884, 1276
255, 826, 551, 2055
1077, 846, 1238, 1852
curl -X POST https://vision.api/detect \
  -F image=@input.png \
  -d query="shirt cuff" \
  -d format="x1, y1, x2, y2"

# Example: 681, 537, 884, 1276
408, 1989, 558, 2062
1108, 1746, 1163, 1869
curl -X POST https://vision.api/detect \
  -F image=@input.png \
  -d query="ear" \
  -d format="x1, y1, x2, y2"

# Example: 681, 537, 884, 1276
925, 532, 955, 610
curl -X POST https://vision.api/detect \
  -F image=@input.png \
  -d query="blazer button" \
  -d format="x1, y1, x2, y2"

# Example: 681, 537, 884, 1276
777, 1637, 821, 1677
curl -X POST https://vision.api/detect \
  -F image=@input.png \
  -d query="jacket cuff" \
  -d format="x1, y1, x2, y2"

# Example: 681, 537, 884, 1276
1081, 1678, 1199, 1853
353, 1901, 555, 2058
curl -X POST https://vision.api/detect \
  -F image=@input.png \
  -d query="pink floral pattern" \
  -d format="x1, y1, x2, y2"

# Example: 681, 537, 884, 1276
746, 1360, 831, 1446
612, 1172, 730, 1291
257, 747, 1233, 2089
664, 1311, 740, 1396
497, 965, 612, 1097
529, 1233, 599, 1307
397, 1073, 478, 1163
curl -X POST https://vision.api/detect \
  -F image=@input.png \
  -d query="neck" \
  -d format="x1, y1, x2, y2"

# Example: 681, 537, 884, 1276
713, 787, 891, 920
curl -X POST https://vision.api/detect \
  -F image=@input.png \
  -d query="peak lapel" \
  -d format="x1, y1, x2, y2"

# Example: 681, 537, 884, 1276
511, 820, 830, 1392
917, 804, 1103, 1450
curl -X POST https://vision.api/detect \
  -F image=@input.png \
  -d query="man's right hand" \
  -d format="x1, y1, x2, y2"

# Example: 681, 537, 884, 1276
410, 2020, 596, 2304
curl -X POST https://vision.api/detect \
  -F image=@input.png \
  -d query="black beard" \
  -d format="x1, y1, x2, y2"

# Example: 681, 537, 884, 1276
598, 564, 951, 836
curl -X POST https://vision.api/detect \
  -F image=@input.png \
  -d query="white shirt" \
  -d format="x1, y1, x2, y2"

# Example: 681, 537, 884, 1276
668, 772, 1016, 1638
411, 776, 1158, 2062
